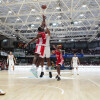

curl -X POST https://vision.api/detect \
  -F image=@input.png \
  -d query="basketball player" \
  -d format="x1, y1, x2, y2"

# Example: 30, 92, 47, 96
52, 45, 64, 81
71, 54, 80, 75
39, 26, 52, 78
7, 51, 16, 72
24, 15, 46, 78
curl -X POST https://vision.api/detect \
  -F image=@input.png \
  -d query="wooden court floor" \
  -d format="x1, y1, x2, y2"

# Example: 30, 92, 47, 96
0, 70, 100, 100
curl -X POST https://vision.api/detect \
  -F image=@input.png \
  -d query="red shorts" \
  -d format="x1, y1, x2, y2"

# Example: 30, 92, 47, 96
56, 59, 64, 66
35, 45, 45, 57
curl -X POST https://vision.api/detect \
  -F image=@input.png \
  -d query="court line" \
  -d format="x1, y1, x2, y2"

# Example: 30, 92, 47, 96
16, 76, 74, 80
0, 84, 64, 94
41, 85, 64, 95
88, 79, 100, 88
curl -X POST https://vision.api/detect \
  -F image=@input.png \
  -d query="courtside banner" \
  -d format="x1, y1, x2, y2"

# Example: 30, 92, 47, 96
51, 54, 84, 58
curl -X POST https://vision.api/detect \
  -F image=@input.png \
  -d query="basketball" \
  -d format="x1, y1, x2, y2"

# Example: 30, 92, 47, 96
41, 5, 47, 9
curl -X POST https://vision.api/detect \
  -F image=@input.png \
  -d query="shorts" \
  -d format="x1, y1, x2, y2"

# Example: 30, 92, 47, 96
40, 46, 50, 58
8, 61, 14, 70
35, 45, 45, 58
56, 59, 64, 66
73, 63, 78, 68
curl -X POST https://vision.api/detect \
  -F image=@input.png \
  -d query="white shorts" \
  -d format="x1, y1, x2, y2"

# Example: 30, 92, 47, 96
9, 61, 14, 66
73, 63, 78, 68
8, 61, 14, 70
40, 46, 50, 58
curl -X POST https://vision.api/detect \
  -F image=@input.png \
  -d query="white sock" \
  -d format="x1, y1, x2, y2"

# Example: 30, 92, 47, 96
77, 69, 79, 74
49, 66, 51, 72
41, 67, 43, 72
72, 69, 74, 74
32, 64, 35, 68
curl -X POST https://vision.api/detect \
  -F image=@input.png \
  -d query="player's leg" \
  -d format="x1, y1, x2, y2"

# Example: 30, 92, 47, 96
76, 67, 79, 75
56, 64, 61, 81
40, 58, 44, 77
46, 58, 52, 78
72, 67, 74, 75
39, 45, 45, 77
45, 47, 52, 78
33, 53, 39, 66
30, 54, 39, 78
13, 65, 14, 71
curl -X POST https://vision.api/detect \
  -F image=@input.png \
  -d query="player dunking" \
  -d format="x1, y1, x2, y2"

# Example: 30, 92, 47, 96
52, 45, 64, 81
7, 51, 16, 72
71, 54, 80, 75
24, 15, 46, 78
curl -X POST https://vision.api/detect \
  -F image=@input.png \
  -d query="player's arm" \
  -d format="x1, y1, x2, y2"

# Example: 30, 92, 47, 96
13, 55, 16, 64
53, 45, 61, 53
7, 56, 9, 64
41, 15, 46, 28
77, 58, 80, 65
24, 34, 42, 48
71, 58, 73, 66
45, 27, 50, 36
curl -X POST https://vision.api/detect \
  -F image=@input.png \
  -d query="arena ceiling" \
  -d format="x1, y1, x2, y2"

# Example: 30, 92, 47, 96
0, 0, 100, 43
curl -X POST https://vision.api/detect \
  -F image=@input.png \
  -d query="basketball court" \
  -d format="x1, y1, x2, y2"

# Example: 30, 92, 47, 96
0, 0, 100, 100
0, 68, 100, 100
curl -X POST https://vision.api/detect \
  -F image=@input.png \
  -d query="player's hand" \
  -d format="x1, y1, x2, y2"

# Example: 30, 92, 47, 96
53, 45, 56, 49
24, 43, 28, 48
42, 15, 46, 19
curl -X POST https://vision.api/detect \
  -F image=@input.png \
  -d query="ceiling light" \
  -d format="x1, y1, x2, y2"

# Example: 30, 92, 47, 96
0, 0, 2, 3
82, 5, 87, 8
3, 39, 7, 42
59, 40, 62, 42
36, 17, 40, 20
31, 24, 34, 27
74, 21, 78, 24
80, 14, 84, 17
53, 23, 57, 26
16, 18, 20, 21
56, 7, 60, 10
57, 16, 61, 18
8, 11, 12, 14
71, 39, 74, 41
13, 35, 16, 37
95, 25, 98, 27
31, 9, 35, 12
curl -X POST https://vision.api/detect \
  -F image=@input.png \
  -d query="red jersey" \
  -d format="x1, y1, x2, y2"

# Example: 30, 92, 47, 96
55, 50, 64, 61
36, 32, 46, 46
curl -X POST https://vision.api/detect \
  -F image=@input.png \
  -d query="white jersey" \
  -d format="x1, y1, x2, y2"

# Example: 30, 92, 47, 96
8, 55, 14, 70
45, 34, 50, 47
41, 34, 50, 58
73, 57, 78, 64
8, 55, 14, 61
72, 57, 78, 67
